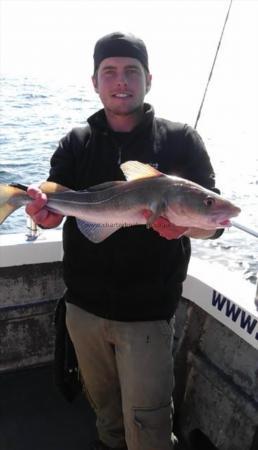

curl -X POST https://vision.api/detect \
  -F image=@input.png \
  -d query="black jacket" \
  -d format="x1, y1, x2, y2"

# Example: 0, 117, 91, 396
48, 104, 219, 321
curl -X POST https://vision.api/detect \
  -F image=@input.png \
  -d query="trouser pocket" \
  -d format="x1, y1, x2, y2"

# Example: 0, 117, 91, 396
133, 402, 173, 450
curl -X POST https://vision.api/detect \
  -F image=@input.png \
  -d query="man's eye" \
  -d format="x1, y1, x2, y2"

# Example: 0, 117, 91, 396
127, 69, 139, 75
103, 70, 115, 76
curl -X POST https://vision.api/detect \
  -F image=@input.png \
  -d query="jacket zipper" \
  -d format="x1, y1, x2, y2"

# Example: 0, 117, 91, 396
118, 146, 122, 165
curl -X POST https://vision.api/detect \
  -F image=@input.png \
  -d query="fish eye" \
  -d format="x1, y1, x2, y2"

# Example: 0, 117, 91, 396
204, 196, 215, 207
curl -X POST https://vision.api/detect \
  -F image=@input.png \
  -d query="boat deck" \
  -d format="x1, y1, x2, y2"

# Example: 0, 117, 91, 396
0, 364, 190, 450
0, 365, 96, 450
1, 233, 257, 450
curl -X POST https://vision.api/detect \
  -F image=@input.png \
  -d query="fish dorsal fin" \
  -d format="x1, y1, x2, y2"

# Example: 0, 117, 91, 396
39, 181, 72, 194
120, 161, 163, 181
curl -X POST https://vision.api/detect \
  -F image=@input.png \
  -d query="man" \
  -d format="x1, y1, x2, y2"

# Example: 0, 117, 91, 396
26, 32, 222, 450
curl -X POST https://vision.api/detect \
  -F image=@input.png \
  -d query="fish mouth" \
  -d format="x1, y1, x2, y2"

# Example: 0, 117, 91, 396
219, 219, 232, 227
214, 206, 241, 228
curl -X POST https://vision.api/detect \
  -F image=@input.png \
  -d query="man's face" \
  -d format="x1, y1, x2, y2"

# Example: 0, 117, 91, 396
92, 57, 152, 116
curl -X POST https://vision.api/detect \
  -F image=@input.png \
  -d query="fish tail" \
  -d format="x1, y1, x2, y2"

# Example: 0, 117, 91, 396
0, 184, 28, 224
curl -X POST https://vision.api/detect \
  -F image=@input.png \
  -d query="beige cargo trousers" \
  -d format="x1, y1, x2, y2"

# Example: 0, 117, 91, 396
66, 302, 176, 450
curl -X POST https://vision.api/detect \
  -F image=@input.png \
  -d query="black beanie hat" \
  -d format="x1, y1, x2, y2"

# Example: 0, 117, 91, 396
93, 32, 149, 73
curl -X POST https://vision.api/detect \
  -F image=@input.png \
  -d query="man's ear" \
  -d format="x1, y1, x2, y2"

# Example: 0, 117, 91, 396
146, 73, 152, 93
92, 75, 98, 93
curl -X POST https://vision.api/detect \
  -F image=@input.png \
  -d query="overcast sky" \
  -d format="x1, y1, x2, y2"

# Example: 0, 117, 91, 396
0, 1, 230, 78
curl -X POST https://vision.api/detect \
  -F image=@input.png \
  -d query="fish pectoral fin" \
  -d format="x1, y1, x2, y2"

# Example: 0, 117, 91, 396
145, 200, 167, 228
120, 161, 163, 181
146, 210, 159, 228
76, 219, 122, 243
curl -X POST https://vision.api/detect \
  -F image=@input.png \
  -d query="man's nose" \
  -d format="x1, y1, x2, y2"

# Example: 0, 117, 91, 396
116, 73, 128, 86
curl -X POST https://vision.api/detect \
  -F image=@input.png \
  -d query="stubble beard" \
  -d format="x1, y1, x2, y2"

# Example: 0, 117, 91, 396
106, 102, 144, 117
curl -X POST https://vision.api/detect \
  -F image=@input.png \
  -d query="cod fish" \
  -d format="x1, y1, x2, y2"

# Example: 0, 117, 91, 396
0, 160, 240, 243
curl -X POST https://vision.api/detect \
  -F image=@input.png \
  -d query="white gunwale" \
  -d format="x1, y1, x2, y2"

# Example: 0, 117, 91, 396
0, 230, 257, 349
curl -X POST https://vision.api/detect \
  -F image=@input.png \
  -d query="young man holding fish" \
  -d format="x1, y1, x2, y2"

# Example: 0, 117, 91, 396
25, 33, 227, 450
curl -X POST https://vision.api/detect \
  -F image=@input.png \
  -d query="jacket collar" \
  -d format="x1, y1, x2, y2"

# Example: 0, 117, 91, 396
87, 103, 154, 133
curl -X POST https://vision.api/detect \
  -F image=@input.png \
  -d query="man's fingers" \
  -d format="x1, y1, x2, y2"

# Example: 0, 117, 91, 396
24, 183, 63, 228
25, 184, 48, 220
32, 208, 49, 224
26, 184, 46, 199
142, 210, 189, 239
142, 209, 152, 219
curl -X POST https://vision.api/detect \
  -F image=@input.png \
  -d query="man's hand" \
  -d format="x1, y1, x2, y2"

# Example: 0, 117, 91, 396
143, 210, 189, 240
25, 184, 63, 229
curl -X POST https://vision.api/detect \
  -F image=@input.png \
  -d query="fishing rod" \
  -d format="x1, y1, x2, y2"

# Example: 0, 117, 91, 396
231, 221, 258, 239
194, 0, 233, 130
194, 0, 258, 239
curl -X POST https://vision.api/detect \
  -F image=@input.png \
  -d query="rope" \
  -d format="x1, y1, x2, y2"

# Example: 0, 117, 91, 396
194, 0, 233, 129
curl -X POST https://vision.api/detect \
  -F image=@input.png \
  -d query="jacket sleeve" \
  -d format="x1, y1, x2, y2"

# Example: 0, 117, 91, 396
48, 132, 76, 189
180, 124, 218, 191
48, 126, 91, 189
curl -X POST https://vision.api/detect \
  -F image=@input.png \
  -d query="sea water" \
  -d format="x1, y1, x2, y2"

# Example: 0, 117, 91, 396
0, 76, 257, 284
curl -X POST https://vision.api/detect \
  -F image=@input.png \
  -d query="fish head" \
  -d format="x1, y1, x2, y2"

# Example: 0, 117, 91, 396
164, 180, 241, 229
